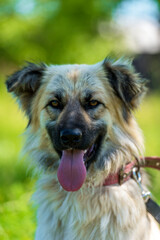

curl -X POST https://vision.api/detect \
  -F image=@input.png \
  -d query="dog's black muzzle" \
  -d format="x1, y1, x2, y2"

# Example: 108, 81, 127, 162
46, 120, 107, 169
46, 121, 104, 150
60, 128, 82, 148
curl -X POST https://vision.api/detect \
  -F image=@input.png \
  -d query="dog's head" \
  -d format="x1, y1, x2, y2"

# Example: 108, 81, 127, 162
6, 59, 147, 191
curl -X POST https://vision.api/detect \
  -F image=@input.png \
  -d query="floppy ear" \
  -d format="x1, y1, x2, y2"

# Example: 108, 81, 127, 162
6, 62, 46, 117
103, 58, 147, 110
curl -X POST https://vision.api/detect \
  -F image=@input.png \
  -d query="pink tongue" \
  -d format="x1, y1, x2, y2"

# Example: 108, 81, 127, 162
57, 150, 86, 192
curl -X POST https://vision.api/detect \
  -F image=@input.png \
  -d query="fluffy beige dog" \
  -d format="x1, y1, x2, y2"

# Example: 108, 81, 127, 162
6, 58, 160, 239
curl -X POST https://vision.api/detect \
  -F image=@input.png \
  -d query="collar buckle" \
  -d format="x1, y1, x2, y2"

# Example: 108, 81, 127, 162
119, 168, 132, 185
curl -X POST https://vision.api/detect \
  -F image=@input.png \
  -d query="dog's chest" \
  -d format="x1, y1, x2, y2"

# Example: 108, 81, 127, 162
35, 176, 148, 240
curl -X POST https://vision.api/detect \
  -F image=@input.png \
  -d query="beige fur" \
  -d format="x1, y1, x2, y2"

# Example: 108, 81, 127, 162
6, 59, 160, 239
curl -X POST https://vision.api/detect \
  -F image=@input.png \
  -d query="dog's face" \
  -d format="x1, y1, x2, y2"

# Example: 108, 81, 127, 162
6, 59, 147, 191
45, 64, 108, 162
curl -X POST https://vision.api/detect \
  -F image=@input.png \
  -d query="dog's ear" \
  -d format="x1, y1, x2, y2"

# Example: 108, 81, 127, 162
103, 58, 147, 110
6, 62, 46, 117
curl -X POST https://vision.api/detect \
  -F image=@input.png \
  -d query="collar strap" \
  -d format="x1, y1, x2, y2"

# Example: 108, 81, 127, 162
103, 162, 135, 186
103, 157, 160, 187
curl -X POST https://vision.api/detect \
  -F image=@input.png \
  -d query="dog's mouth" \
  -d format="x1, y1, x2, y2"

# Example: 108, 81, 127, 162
57, 137, 101, 192
83, 143, 97, 164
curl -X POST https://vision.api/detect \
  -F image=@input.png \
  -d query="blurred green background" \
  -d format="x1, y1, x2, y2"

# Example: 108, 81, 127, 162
0, 0, 160, 239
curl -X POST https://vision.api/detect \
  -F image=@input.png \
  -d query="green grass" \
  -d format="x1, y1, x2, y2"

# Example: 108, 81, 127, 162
0, 81, 160, 239
0, 83, 36, 239
136, 93, 160, 204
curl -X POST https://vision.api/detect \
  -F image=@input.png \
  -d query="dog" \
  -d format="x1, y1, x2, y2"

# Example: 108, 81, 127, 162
6, 58, 160, 240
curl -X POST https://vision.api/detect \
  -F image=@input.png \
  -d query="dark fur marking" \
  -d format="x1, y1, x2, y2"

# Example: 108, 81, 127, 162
6, 62, 46, 94
104, 64, 135, 108
59, 100, 86, 130
38, 153, 57, 170
26, 117, 32, 128
54, 92, 63, 102
6, 62, 46, 118
83, 89, 96, 101
96, 145, 119, 170
103, 59, 147, 113
122, 105, 130, 122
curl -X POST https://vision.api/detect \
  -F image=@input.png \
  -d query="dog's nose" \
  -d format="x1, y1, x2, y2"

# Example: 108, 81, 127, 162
60, 128, 82, 146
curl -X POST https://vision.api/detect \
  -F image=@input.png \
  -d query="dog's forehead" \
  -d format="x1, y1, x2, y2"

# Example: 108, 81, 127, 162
43, 63, 106, 97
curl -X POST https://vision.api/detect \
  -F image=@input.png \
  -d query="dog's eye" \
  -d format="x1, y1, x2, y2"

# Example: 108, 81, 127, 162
50, 100, 60, 108
88, 100, 99, 107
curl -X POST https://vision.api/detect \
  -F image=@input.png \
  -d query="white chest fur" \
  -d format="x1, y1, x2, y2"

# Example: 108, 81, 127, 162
34, 174, 160, 240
